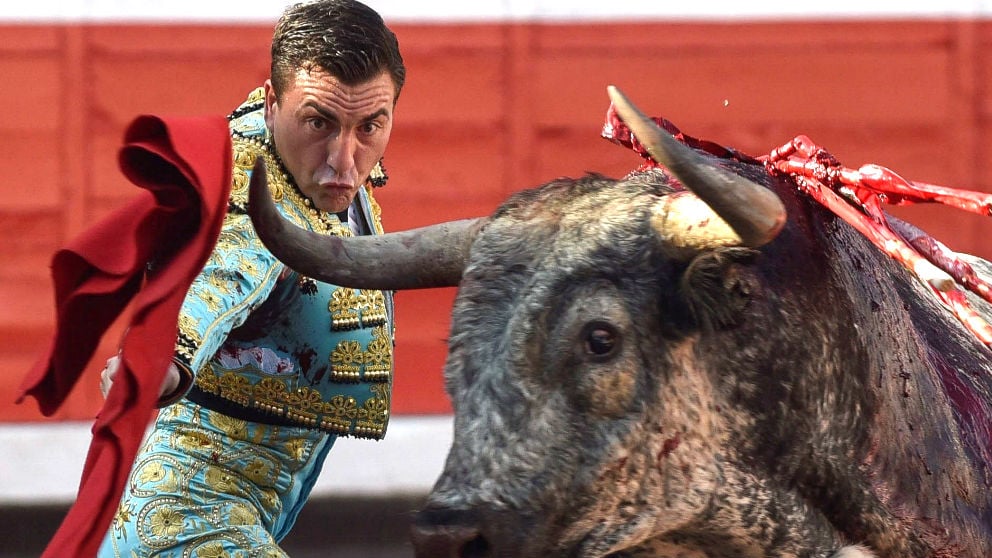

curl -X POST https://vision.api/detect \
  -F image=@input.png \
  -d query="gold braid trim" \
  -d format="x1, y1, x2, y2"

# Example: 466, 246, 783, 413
195, 364, 389, 439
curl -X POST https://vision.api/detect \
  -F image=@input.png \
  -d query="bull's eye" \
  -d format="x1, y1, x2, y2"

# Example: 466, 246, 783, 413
583, 321, 619, 358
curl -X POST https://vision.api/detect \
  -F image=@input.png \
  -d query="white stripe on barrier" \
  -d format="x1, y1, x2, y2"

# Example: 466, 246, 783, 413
0, 415, 452, 504
0, 0, 989, 23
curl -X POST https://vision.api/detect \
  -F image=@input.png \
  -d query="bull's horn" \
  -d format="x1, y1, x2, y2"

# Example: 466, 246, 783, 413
607, 85, 786, 248
651, 191, 744, 260
248, 157, 485, 289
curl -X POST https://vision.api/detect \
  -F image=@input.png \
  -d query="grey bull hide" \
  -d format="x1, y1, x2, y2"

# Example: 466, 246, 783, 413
247, 87, 992, 558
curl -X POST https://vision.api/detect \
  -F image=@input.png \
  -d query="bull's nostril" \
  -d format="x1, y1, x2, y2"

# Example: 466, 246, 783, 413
459, 534, 490, 558
410, 521, 487, 558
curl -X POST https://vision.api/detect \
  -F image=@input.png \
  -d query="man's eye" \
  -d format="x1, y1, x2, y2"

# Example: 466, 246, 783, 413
307, 118, 326, 130
360, 121, 380, 134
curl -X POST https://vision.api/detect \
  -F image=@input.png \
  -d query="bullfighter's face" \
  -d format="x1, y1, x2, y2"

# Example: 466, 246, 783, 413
263, 68, 395, 213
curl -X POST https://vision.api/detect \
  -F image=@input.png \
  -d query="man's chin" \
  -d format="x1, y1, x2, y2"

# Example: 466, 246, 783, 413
314, 192, 357, 214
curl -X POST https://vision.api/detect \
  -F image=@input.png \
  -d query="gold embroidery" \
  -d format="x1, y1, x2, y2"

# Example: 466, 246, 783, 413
176, 431, 214, 453
323, 395, 359, 435
136, 497, 189, 547
199, 288, 224, 315
195, 542, 231, 558
148, 506, 184, 539
364, 326, 393, 381
285, 439, 308, 462
117, 394, 315, 553
242, 459, 272, 486
129, 454, 184, 499
328, 288, 388, 331
217, 373, 252, 407
228, 503, 257, 527
195, 364, 389, 439
137, 461, 167, 484
231, 164, 249, 196
110, 501, 135, 539
363, 290, 388, 326
208, 413, 248, 439
236, 252, 261, 278
330, 340, 364, 382
355, 383, 390, 439
363, 184, 386, 235
176, 314, 200, 366
230, 137, 285, 206
216, 218, 254, 250
204, 465, 241, 495
255, 377, 288, 403
329, 288, 362, 330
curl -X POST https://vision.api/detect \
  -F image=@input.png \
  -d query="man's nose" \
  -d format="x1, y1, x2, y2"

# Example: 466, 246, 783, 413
326, 132, 357, 177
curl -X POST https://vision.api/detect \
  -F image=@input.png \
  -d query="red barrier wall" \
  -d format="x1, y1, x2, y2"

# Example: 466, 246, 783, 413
2, 20, 991, 421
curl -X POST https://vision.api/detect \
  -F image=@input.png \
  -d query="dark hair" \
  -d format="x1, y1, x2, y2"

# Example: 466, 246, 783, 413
270, 0, 405, 101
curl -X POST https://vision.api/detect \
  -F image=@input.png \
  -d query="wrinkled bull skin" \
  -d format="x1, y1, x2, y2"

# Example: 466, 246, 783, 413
411, 166, 992, 557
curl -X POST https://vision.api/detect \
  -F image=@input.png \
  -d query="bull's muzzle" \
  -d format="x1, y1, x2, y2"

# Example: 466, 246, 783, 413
411, 505, 531, 558
411, 506, 489, 558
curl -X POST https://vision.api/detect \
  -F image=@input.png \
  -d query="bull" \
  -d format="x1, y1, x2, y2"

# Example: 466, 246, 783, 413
247, 87, 992, 557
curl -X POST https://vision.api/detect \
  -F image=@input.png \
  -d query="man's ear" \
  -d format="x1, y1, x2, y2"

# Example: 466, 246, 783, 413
263, 79, 276, 132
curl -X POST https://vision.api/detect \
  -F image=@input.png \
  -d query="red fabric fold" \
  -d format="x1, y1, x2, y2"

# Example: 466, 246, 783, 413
17, 115, 232, 558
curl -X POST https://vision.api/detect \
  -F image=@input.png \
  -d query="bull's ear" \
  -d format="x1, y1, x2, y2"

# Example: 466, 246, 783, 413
679, 247, 759, 330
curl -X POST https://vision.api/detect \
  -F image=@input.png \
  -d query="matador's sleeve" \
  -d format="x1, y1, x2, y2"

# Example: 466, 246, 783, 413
172, 208, 285, 386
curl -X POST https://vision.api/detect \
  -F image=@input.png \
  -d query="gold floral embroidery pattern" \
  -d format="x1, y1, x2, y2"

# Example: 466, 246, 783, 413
194, 542, 231, 558
355, 383, 391, 438
208, 413, 248, 439
328, 288, 388, 331
137, 497, 188, 548
329, 288, 362, 330
149, 507, 184, 538
138, 461, 167, 484
227, 503, 257, 527
328, 324, 393, 383
205, 465, 242, 494
109, 397, 321, 555
362, 290, 389, 327
130, 454, 185, 499
195, 364, 390, 439
230, 137, 285, 208
364, 326, 393, 381
330, 340, 364, 382
111, 501, 136, 540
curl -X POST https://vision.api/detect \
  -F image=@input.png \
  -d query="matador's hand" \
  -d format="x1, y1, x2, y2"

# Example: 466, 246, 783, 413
99, 355, 181, 400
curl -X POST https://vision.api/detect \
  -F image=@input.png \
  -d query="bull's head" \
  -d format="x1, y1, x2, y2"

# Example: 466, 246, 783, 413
249, 90, 910, 556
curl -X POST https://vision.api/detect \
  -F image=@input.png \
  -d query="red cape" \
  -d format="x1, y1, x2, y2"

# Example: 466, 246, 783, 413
17, 115, 232, 558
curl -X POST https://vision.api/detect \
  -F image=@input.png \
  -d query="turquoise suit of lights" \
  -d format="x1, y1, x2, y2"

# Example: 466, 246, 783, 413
98, 88, 395, 557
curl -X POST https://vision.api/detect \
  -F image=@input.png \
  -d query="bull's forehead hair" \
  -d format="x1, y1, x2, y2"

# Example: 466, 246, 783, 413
478, 172, 678, 283
495, 170, 676, 220
470, 177, 670, 301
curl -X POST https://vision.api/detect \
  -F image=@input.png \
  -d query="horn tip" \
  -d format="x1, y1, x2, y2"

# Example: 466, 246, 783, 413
606, 84, 625, 104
